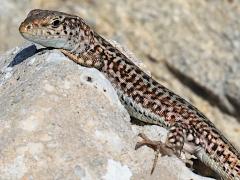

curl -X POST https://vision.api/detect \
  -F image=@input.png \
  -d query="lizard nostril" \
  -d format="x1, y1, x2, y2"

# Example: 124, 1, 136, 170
26, 25, 32, 30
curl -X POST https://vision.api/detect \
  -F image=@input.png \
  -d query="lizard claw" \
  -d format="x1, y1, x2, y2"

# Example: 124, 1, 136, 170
135, 133, 162, 151
135, 133, 174, 174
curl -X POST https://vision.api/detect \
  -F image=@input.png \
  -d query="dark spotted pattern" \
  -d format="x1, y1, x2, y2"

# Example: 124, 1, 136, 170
93, 35, 240, 179
19, 9, 240, 179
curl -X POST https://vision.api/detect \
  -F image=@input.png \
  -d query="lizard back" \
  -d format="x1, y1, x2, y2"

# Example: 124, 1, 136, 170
19, 9, 240, 179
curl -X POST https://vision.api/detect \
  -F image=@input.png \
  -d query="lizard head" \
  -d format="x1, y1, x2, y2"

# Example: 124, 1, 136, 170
19, 9, 89, 50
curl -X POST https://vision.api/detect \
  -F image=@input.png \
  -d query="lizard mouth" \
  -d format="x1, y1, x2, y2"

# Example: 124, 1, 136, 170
19, 31, 47, 43
19, 22, 48, 40
20, 30, 70, 49
19, 22, 66, 45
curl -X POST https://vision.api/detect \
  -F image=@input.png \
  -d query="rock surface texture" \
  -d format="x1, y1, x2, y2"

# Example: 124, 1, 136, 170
0, 44, 215, 180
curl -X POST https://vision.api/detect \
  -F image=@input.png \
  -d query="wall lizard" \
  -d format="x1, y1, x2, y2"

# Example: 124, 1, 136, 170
19, 9, 240, 179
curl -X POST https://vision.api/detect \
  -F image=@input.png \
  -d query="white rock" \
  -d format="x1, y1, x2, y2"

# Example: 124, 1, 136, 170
0, 44, 215, 180
102, 159, 132, 180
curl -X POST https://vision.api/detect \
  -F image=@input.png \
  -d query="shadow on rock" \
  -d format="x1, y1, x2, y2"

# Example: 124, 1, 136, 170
165, 62, 238, 118
8, 44, 37, 67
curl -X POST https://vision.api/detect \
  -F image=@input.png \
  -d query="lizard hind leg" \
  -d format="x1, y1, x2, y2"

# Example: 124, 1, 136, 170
166, 123, 187, 157
135, 122, 187, 174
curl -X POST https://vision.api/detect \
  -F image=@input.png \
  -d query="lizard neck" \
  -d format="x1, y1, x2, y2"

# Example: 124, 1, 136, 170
62, 29, 111, 70
62, 28, 136, 72
69, 20, 95, 55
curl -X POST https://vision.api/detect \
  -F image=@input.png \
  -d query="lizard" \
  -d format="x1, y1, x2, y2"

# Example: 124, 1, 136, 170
18, 9, 240, 179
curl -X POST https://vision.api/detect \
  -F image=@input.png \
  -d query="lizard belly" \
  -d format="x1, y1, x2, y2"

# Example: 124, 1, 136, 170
116, 88, 167, 127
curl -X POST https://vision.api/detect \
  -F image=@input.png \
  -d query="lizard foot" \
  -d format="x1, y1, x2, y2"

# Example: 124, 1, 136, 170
135, 133, 174, 174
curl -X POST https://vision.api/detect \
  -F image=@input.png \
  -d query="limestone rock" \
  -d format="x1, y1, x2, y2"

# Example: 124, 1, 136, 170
0, 44, 214, 180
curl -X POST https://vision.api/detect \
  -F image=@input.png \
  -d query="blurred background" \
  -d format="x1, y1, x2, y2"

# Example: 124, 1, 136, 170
0, 0, 240, 148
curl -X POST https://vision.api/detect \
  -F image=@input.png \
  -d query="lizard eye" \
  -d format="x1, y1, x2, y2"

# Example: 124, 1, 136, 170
51, 19, 61, 28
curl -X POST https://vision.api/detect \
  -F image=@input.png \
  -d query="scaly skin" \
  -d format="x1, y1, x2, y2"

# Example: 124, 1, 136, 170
19, 9, 240, 179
